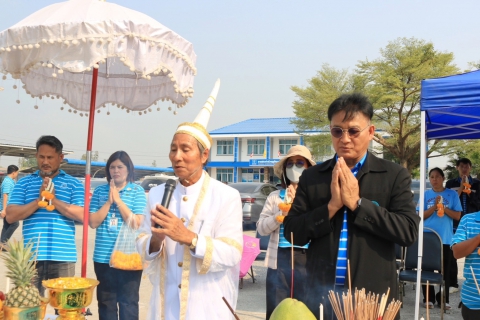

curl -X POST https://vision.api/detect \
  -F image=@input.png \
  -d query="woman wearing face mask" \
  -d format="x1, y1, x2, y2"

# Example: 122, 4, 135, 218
256, 145, 315, 319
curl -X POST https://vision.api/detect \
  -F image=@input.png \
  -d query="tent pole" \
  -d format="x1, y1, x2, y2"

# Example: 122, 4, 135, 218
414, 111, 427, 319
81, 67, 99, 278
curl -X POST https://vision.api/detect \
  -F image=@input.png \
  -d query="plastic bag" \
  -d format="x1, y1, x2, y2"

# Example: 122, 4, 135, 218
110, 216, 143, 270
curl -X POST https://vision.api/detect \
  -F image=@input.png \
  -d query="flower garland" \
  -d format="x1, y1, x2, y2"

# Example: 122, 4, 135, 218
38, 178, 55, 211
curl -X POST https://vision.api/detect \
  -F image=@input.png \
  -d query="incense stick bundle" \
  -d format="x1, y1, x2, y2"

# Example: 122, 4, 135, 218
327, 287, 401, 320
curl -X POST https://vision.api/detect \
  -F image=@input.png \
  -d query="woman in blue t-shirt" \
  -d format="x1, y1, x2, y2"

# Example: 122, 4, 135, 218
89, 151, 147, 320
422, 167, 462, 310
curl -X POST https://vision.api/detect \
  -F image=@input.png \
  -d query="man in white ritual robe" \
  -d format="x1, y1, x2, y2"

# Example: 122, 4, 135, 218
136, 79, 243, 320
137, 172, 243, 320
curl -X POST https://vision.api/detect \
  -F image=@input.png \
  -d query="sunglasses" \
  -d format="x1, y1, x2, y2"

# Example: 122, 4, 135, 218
330, 124, 371, 139
286, 160, 306, 169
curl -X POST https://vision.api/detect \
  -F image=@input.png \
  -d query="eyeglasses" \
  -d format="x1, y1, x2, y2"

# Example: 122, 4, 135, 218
286, 160, 305, 169
330, 124, 371, 139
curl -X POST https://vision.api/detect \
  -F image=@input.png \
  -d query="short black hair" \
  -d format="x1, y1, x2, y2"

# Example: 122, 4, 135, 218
327, 93, 374, 122
7, 165, 19, 174
456, 158, 472, 167
429, 167, 445, 178
105, 151, 135, 183
36, 135, 63, 154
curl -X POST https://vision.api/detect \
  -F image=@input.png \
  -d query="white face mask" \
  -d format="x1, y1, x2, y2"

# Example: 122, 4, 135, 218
286, 166, 305, 183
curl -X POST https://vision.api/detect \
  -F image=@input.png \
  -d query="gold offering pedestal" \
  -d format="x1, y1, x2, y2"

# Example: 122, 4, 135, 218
2, 297, 49, 320
42, 277, 99, 320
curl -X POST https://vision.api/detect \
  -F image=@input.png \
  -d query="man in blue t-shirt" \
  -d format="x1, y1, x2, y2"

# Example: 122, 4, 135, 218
6, 136, 84, 295
0, 164, 19, 247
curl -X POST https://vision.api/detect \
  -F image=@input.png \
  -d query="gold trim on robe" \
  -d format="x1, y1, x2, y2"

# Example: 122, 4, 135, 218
178, 173, 211, 320
217, 237, 243, 254
199, 236, 214, 274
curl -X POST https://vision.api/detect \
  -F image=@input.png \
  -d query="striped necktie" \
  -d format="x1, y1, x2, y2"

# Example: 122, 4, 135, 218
335, 165, 361, 286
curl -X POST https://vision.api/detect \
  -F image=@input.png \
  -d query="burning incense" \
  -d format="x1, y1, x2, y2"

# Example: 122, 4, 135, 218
291, 232, 294, 298
222, 296, 240, 320
470, 266, 480, 295
328, 287, 401, 320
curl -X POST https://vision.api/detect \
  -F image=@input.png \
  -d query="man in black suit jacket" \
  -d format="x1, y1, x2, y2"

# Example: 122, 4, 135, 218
445, 158, 480, 291
284, 93, 420, 319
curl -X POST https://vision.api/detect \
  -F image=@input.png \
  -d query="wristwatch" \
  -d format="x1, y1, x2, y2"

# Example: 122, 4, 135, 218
189, 233, 198, 250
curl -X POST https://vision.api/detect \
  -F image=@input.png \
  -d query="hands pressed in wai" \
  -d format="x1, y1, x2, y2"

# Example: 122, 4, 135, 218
108, 180, 122, 205
328, 157, 361, 219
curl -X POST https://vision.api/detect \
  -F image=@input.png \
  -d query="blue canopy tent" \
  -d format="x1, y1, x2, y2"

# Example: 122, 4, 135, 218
416, 70, 480, 318
422, 69, 480, 139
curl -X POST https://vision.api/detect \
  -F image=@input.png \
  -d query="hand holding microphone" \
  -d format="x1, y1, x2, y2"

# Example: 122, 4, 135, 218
155, 179, 177, 229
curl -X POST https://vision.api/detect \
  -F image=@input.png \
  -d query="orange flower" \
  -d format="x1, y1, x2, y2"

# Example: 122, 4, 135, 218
437, 203, 444, 217
276, 215, 285, 223
278, 202, 291, 213
463, 182, 472, 195
38, 201, 48, 207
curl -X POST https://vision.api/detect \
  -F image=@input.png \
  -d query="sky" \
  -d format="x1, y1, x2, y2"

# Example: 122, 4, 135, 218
0, 0, 480, 169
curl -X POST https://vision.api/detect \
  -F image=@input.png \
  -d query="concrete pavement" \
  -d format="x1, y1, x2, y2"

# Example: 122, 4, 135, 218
0, 222, 465, 319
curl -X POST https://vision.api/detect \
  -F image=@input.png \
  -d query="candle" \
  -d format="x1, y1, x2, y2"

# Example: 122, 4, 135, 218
320, 303, 323, 320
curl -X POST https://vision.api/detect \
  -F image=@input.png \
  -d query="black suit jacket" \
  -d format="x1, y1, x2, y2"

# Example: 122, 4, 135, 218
284, 153, 420, 319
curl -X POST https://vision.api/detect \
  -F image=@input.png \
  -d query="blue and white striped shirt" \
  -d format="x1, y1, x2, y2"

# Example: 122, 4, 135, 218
335, 153, 367, 286
90, 182, 147, 264
278, 190, 308, 249
8, 170, 84, 262
0, 176, 16, 211
452, 212, 480, 310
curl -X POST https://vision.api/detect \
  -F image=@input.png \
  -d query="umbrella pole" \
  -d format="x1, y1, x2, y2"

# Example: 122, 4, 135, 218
81, 67, 99, 278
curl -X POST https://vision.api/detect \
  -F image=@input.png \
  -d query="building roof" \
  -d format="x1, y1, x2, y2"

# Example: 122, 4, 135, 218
209, 117, 390, 138
0, 143, 73, 157
20, 158, 173, 179
209, 117, 324, 135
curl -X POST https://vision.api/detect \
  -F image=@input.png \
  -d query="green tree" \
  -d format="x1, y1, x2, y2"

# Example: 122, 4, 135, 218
291, 64, 358, 159
443, 140, 480, 179
357, 37, 459, 172
292, 37, 460, 172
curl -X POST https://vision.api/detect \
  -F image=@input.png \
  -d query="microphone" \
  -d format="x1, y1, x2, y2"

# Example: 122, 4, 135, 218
155, 179, 177, 229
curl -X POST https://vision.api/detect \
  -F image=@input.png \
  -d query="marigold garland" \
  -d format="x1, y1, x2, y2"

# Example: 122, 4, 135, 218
38, 178, 55, 211
278, 202, 291, 213
437, 201, 444, 217
463, 182, 472, 195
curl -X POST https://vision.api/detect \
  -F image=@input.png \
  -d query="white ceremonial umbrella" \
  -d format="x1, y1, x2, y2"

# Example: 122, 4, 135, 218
0, 0, 197, 277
